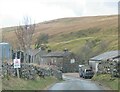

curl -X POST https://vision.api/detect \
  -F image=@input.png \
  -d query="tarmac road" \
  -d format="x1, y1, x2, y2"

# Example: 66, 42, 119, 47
48, 73, 111, 91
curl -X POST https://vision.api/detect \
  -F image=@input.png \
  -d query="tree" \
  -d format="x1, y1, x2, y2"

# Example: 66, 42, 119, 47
15, 17, 35, 51
15, 17, 35, 63
35, 33, 49, 49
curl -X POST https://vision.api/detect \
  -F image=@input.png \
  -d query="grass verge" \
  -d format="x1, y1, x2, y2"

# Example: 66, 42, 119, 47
92, 74, 120, 91
2, 76, 60, 90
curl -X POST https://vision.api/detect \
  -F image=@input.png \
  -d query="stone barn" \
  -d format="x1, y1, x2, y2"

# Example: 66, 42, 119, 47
89, 50, 120, 73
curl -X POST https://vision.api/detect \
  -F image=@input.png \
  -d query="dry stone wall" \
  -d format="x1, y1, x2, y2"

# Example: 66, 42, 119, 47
1, 62, 62, 80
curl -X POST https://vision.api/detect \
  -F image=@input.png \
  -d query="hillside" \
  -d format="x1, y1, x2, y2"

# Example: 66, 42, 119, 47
2, 15, 118, 62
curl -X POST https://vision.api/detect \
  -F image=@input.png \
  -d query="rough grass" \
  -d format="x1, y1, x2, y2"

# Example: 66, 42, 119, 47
48, 27, 118, 54
92, 74, 119, 91
2, 15, 118, 49
48, 37, 89, 52
2, 76, 59, 90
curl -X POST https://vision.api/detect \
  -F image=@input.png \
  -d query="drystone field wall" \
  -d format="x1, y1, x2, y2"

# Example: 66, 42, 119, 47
97, 60, 120, 77
1, 63, 62, 80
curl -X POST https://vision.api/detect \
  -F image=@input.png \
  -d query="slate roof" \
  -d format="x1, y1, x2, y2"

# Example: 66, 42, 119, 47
42, 51, 71, 58
26, 49, 47, 56
90, 50, 120, 61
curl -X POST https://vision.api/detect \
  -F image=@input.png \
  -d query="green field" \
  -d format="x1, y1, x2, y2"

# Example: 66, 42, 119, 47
2, 76, 59, 90
49, 27, 118, 49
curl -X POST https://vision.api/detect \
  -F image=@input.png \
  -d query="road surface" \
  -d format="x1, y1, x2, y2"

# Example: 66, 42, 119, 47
49, 73, 111, 90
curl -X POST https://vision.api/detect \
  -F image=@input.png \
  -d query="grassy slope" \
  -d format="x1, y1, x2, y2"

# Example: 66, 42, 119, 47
47, 16, 117, 54
92, 74, 119, 91
48, 27, 118, 54
2, 15, 118, 54
2, 76, 59, 90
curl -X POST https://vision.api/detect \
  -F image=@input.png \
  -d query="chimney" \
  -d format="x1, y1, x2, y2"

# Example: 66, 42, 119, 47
64, 48, 68, 52
48, 49, 51, 53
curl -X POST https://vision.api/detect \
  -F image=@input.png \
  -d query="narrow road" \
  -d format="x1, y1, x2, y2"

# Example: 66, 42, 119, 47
48, 73, 111, 91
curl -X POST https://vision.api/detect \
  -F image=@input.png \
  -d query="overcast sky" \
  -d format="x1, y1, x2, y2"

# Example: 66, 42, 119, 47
0, 0, 119, 28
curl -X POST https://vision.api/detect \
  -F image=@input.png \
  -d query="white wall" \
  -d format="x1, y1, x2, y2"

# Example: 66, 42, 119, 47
89, 60, 100, 73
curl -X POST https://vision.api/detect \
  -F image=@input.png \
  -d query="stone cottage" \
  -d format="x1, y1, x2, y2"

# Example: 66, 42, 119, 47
41, 50, 76, 73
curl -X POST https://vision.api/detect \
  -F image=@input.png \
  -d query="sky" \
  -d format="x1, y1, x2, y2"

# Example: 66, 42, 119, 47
0, 0, 119, 28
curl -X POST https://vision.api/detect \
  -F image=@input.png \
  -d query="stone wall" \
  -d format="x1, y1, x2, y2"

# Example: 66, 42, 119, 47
98, 60, 120, 77
1, 62, 62, 80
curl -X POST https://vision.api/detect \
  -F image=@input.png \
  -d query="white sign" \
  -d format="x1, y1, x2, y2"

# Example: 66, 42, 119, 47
70, 59, 75, 64
14, 59, 21, 68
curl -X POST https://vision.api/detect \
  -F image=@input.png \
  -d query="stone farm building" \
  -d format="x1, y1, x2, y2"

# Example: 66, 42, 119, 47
11, 48, 77, 73
42, 50, 77, 73
25, 48, 47, 64
89, 50, 120, 73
